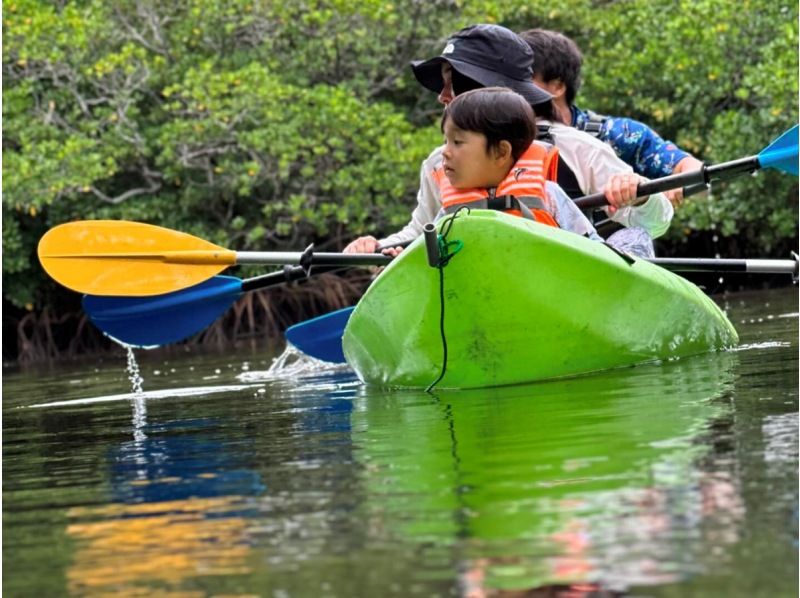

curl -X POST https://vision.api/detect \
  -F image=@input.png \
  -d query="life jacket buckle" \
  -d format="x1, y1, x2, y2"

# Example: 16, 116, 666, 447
486, 195, 516, 211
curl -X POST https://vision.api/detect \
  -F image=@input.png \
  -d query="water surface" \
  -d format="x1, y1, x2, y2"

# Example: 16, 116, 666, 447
3, 287, 798, 597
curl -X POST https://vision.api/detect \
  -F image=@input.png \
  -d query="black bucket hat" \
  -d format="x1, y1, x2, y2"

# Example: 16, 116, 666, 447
411, 24, 553, 106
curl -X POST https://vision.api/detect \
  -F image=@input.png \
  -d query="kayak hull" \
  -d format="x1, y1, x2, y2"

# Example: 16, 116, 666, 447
342, 211, 738, 389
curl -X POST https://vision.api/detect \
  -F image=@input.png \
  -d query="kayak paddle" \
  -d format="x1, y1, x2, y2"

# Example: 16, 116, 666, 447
38, 220, 392, 296
575, 124, 799, 209
82, 266, 310, 347
82, 237, 410, 347
284, 307, 357, 363
285, 253, 800, 365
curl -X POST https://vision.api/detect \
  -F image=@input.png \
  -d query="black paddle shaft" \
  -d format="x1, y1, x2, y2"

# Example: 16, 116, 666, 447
239, 238, 412, 293
574, 155, 761, 210
241, 266, 308, 292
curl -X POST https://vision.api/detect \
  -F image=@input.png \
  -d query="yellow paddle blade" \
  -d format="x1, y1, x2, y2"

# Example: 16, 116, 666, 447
37, 220, 237, 296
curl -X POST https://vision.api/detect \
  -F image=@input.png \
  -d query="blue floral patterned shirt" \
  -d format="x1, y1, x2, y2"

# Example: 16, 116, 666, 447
571, 106, 690, 179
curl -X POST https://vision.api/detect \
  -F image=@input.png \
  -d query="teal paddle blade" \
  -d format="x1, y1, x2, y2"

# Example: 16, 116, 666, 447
758, 124, 799, 175
83, 276, 243, 348
284, 306, 354, 363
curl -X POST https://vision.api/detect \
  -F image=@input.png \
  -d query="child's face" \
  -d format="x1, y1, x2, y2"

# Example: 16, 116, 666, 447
442, 119, 506, 189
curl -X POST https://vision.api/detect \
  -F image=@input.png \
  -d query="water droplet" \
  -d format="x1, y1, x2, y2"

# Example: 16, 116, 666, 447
126, 347, 144, 397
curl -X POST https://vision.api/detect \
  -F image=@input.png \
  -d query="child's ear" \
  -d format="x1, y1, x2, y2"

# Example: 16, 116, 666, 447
493, 140, 513, 162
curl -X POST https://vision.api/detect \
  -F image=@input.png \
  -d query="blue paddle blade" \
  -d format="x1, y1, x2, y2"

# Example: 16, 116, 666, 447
284, 306, 355, 363
758, 124, 799, 175
83, 276, 244, 348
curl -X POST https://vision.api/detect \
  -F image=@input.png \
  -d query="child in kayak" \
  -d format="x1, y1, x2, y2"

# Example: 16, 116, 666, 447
436, 86, 601, 238
345, 24, 668, 259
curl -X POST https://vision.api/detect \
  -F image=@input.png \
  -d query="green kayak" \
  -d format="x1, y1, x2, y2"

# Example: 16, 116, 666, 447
342, 210, 738, 389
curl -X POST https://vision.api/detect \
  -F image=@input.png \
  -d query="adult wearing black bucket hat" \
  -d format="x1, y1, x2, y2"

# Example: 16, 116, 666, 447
410, 24, 553, 107
343, 25, 560, 256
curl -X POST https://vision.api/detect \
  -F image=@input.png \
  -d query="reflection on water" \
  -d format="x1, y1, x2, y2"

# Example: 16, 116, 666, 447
3, 288, 798, 597
67, 497, 253, 594
67, 397, 265, 595
352, 352, 744, 594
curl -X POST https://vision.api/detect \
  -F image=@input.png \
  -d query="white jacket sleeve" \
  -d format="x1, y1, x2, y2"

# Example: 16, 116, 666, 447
584, 144, 674, 238
580, 137, 674, 238
379, 147, 443, 247
545, 182, 602, 241
607, 195, 674, 239
547, 122, 674, 239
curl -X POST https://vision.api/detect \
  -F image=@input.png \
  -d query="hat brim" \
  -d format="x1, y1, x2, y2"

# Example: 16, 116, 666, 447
410, 57, 553, 106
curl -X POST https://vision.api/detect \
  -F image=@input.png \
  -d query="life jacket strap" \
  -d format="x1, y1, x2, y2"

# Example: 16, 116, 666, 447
442, 195, 557, 227
536, 124, 553, 143
575, 109, 608, 138
486, 195, 517, 211
489, 195, 546, 221
443, 198, 489, 214
444, 195, 536, 220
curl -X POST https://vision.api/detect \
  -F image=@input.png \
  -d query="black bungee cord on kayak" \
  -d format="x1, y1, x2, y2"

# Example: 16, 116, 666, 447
424, 208, 467, 392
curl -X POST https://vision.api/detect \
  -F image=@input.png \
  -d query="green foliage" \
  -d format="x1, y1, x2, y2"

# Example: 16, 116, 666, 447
2, 0, 441, 307
571, 0, 798, 251
2, 0, 798, 313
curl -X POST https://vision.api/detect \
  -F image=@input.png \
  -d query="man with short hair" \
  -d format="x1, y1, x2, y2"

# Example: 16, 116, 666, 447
518, 28, 704, 205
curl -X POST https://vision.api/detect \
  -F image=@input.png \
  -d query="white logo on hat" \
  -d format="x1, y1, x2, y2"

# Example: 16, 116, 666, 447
442, 42, 455, 55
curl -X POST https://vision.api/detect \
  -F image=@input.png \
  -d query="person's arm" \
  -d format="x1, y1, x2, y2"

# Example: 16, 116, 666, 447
592, 115, 705, 206
667, 155, 706, 206
343, 147, 443, 255
581, 137, 675, 239
608, 192, 674, 239
599, 116, 692, 180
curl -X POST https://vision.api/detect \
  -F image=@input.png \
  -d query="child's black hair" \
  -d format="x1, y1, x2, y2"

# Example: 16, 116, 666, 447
441, 87, 537, 161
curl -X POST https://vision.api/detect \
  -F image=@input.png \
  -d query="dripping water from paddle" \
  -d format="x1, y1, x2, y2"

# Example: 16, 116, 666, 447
126, 346, 145, 396
125, 346, 147, 442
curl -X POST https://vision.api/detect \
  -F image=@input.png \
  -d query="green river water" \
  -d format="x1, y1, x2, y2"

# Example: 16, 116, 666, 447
3, 287, 798, 597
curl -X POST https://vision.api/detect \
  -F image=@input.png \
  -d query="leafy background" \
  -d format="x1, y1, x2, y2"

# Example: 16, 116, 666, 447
3, 0, 798, 359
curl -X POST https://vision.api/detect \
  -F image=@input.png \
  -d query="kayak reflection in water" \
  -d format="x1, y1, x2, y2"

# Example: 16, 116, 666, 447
351, 351, 745, 594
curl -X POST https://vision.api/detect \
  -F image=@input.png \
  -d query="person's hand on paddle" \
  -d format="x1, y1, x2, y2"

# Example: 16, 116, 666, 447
343, 235, 379, 254
343, 235, 404, 275
666, 156, 706, 207
343, 235, 405, 257
603, 172, 648, 215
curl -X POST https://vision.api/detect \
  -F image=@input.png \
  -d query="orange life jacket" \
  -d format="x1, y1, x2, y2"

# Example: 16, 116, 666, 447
433, 142, 560, 227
